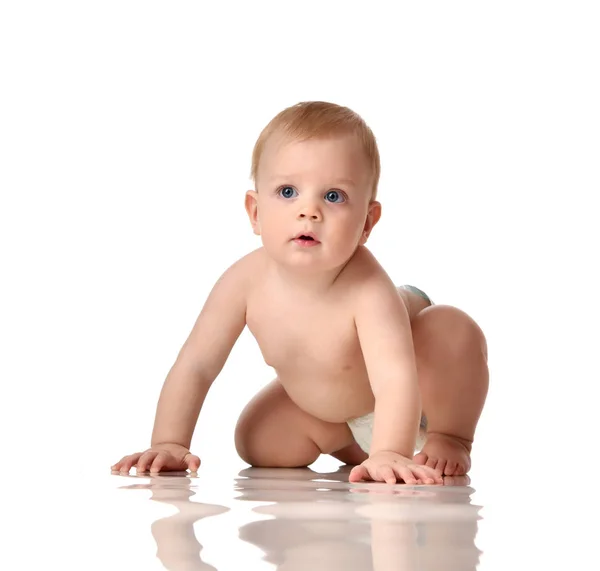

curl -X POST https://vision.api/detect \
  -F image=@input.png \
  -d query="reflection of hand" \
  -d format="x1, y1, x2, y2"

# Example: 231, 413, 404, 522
111, 443, 201, 474
349, 450, 443, 485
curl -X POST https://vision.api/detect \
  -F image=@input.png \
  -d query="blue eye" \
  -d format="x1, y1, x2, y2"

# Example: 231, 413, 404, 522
325, 190, 345, 203
279, 186, 298, 199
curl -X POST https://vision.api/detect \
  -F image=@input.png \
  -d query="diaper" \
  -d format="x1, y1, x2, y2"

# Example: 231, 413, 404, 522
397, 284, 434, 306
347, 412, 428, 454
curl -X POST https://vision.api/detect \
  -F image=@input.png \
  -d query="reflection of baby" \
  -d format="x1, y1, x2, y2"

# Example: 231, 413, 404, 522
239, 516, 481, 571
235, 468, 481, 571
112, 101, 489, 484
240, 517, 373, 571
118, 476, 229, 571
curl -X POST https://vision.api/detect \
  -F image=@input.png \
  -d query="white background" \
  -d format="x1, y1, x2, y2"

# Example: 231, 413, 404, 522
1, 1, 599, 569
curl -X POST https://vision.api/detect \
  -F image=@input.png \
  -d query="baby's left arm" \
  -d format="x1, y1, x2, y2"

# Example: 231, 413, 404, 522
354, 276, 422, 459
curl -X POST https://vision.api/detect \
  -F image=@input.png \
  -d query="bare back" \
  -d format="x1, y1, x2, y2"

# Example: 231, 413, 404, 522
244, 246, 415, 423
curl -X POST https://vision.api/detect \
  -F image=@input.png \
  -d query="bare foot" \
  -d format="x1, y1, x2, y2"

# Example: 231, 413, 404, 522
413, 432, 472, 476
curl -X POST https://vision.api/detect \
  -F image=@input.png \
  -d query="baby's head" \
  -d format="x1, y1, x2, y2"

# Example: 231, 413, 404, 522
246, 101, 382, 271
250, 101, 381, 200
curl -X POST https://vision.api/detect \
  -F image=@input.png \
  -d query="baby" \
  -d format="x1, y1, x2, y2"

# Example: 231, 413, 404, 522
112, 101, 489, 485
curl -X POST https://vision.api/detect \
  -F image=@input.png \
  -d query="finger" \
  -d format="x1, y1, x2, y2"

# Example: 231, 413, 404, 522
397, 465, 418, 485
349, 465, 369, 482
185, 454, 201, 472
136, 451, 158, 473
379, 465, 397, 484
411, 466, 438, 484
118, 453, 143, 473
409, 467, 432, 484
149, 453, 169, 473
112, 454, 136, 471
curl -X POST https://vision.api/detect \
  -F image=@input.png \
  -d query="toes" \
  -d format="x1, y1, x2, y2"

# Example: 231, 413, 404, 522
445, 461, 457, 476
453, 463, 466, 476
426, 456, 438, 469
435, 459, 448, 474
413, 452, 427, 465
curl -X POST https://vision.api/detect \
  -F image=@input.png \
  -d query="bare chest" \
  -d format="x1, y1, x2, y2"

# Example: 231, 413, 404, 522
245, 295, 362, 376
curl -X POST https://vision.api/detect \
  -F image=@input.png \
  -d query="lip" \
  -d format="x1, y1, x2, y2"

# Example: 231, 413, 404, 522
292, 231, 320, 243
292, 231, 321, 248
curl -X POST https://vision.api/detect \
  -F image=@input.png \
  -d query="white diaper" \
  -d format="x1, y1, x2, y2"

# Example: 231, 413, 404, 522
347, 412, 428, 454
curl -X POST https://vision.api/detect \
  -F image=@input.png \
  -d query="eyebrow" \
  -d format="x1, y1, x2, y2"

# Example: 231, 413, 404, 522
268, 176, 357, 188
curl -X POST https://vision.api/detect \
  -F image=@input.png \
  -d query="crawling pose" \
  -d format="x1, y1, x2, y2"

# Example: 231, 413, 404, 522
112, 101, 489, 484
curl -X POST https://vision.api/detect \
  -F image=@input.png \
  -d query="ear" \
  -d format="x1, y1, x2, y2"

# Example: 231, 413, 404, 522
245, 190, 261, 236
359, 200, 382, 245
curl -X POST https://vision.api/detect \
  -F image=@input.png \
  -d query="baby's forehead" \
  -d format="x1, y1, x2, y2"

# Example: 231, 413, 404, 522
267, 130, 357, 150
258, 134, 373, 193
263, 132, 366, 167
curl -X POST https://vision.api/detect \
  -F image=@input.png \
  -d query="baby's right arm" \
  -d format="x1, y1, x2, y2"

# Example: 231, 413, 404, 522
111, 254, 251, 474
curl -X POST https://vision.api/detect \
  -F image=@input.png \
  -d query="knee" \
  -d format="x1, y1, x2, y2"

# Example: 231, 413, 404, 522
414, 305, 488, 361
234, 412, 258, 465
234, 415, 317, 468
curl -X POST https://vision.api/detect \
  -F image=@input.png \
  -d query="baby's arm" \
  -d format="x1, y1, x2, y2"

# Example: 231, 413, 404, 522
350, 276, 443, 484
112, 254, 251, 473
354, 276, 421, 458
151, 257, 249, 448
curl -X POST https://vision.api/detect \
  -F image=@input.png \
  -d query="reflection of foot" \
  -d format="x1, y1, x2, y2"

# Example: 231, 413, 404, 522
413, 433, 472, 476
442, 474, 471, 487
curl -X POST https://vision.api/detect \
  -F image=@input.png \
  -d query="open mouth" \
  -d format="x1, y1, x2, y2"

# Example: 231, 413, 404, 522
293, 233, 320, 245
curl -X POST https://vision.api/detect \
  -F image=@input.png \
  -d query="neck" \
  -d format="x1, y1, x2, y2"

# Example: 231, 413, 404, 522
267, 257, 353, 295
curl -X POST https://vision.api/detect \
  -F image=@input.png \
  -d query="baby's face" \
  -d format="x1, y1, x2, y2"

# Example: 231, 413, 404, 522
248, 133, 378, 271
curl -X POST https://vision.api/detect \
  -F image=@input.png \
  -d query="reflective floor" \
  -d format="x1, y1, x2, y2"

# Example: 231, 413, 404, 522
109, 463, 481, 570
115, 465, 480, 570
9, 457, 595, 570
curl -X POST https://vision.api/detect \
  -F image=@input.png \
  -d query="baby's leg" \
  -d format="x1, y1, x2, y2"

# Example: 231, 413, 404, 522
235, 379, 367, 468
410, 303, 489, 476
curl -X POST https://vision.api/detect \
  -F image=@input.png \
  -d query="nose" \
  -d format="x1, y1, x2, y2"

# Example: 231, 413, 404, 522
297, 199, 322, 221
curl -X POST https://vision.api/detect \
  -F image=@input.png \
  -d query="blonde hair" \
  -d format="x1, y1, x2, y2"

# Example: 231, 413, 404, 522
250, 101, 381, 200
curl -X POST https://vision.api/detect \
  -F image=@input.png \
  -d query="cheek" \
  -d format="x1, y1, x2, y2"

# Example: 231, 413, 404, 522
326, 216, 364, 253
258, 206, 287, 240
338, 212, 366, 237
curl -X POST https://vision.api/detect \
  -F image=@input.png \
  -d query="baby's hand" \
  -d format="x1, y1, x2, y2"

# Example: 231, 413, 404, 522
348, 450, 443, 485
111, 443, 201, 474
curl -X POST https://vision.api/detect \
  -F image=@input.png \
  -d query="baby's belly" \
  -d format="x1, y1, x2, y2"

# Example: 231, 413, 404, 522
277, 366, 376, 423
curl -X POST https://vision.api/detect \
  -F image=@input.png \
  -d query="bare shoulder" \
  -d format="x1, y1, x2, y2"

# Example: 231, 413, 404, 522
191, 247, 265, 326
345, 250, 414, 366
213, 247, 266, 293
341, 247, 399, 298
175, 248, 267, 379
337, 247, 409, 325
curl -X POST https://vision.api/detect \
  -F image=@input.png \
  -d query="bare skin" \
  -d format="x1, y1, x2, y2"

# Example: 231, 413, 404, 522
112, 132, 489, 484
112, 248, 487, 482
235, 249, 487, 480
